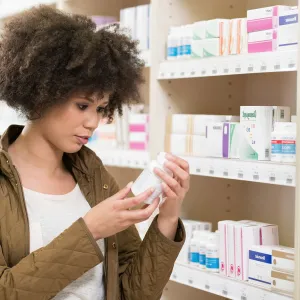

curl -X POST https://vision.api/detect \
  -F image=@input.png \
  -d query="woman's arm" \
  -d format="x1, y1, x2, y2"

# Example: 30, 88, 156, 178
0, 203, 104, 300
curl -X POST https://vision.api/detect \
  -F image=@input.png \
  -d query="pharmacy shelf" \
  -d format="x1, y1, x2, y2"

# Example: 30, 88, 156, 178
95, 150, 150, 169
0, 0, 57, 19
171, 263, 291, 300
141, 50, 151, 67
183, 156, 296, 187
158, 50, 297, 80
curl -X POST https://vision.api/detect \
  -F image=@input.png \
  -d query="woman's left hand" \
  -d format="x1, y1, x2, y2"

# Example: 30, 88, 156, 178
154, 153, 190, 239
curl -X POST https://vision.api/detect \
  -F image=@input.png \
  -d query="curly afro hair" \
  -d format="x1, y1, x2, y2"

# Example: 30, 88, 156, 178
0, 5, 145, 121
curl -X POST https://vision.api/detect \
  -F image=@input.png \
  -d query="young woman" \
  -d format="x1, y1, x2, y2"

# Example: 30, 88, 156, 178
0, 5, 189, 300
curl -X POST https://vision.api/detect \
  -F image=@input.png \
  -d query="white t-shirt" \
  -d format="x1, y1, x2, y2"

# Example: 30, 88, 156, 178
24, 184, 105, 300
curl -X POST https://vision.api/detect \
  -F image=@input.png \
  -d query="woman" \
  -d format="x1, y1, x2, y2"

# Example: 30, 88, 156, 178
0, 5, 190, 300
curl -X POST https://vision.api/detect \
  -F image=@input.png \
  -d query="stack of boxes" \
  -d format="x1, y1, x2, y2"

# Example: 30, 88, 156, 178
91, 16, 117, 30
128, 113, 149, 151
248, 245, 295, 295
120, 4, 151, 52
247, 6, 298, 53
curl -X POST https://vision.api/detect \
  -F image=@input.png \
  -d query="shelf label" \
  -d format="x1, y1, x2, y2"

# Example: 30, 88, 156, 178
201, 69, 207, 76
205, 280, 210, 291
274, 60, 281, 70
209, 166, 215, 176
187, 276, 193, 285
260, 62, 267, 72
248, 63, 254, 72
170, 72, 175, 77
196, 167, 201, 174
252, 167, 260, 181
190, 70, 196, 76
222, 283, 229, 297
180, 71, 185, 77
223, 63, 229, 74
223, 168, 229, 177
212, 66, 218, 75
235, 62, 241, 73
268, 171, 276, 183
288, 59, 296, 69
286, 174, 294, 185
237, 168, 244, 179
160, 72, 164, 78
240, 287, 248, 300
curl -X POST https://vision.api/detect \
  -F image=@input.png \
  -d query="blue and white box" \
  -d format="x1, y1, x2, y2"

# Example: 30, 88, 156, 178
248, 245, 274, 288
278, 6, 298, 51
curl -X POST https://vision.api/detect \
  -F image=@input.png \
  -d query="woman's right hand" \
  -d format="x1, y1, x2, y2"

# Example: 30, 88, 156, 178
83, 183, 159, 240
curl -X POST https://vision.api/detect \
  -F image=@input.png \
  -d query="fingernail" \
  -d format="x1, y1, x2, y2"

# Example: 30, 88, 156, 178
150, 187, 155, 193
126, 181, 133, 188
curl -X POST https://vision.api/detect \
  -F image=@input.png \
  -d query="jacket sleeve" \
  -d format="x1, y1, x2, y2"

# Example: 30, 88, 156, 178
108, 175, 186, 300
0, 215, 104, 300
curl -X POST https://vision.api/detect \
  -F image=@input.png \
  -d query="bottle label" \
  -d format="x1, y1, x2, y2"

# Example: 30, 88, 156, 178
206, 257, 219, 269
182, 44, 191, 55
178, 45, 184, 56
271, 140, 282, 154
168, 47, 178, 58
282, 140, 296, 154
199, 254, 206, 265
189, 252, 199, 263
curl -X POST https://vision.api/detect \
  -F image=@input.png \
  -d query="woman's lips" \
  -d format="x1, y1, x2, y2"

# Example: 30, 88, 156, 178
76, 136, 89, 145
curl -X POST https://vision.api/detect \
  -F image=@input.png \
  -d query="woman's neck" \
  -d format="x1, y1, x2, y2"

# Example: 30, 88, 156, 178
8, 123, 65, 177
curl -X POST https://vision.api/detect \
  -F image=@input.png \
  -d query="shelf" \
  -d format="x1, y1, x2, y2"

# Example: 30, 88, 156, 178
0, 0, 57, 19
158, 50, 297, 80
95, 150, 150, 169
171, 263, 291, 300
183, 156, 296, 187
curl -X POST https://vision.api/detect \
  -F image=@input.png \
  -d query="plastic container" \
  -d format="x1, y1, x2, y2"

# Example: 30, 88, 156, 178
206, 232, 220, 273
167, 27, 179, 60
131, 152, 172, 204
189, 231, 201, 265
199, 232, 210, 269
181, 25, 193, 58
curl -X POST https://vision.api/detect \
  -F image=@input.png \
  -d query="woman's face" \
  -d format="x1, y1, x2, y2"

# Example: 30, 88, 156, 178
36, 93, 110, 153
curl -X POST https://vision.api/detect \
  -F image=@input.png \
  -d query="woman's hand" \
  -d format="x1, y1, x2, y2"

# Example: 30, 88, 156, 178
83, 183, 159, 240
154, 153, 190, 240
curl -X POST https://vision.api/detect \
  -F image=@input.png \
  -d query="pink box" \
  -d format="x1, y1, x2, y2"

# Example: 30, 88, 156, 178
248, 29, 277, 53
247, 6, 290, 33
129, 132, 149, 151
129, 114, 149, 133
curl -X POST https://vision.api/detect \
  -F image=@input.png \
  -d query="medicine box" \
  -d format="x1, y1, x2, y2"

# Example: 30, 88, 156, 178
248, 245, 273, 288
129, 114, 149, 132
218, 220, 236, 276
165, 134, 190, 156
227, 222, 236, 278
272, 246, 295, 273
206, 122, 223, 158
247, 5, 295, 32
120, 6, 136, 39
229, 18, 247, 55
190, 135, 209, 157
129, 132, 148, 150
240, 106, 273, 161
136, 4, 150, 51
166, 115, 192, 135
205, 19, 229, 39
222, 122, 241, 159
273, 106, 291, 123
203, 38, 228, 57
193, 21, 206, 40
191, 40, 204, 58
271, 270, 294, 295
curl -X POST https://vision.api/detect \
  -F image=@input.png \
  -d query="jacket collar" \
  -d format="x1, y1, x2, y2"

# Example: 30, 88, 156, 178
0, 125, 100, 178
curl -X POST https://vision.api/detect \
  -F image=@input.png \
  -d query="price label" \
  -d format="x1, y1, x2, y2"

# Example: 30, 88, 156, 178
190, 71, 196, 76
286, 174, 294, 185
205, 281, 210, 291
212, 67, 218, 75
274, 60, 281, 70
170, 72, 175, 77
260, 62, 267, 72
288, 59, 296, 69
235, 63, 241, 73
237, 169, 244, 179
188, 277, 193, 285
223, 64, 229, 74
222, 283, 229, 297
209, 167, 215, 176
172, 272, 177, 280
223, 169, 229, 177
180, 71, 185, 77
160, 72, 164, 78
240, 287, 248, 300
248, 64, 254, 72
201, 69, 207, 76
252, 168, 260, 181
269, 171, 276, 183
196, 168, 201, 174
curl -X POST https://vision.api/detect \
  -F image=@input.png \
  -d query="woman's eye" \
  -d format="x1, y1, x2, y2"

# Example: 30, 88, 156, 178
78, 104, 88, 111
97, 107, 105, 113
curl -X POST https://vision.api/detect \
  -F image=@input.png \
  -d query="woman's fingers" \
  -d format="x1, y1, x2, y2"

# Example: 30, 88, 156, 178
164, 160, 190, 190
114, 187, 154, 211
166, 153, 189, 173
162, 182, 177, 199
154, 167, 181, 194
126, 198, 160, 222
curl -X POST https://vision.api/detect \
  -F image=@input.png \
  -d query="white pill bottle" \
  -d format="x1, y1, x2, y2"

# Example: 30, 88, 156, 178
131, 152, 172, 205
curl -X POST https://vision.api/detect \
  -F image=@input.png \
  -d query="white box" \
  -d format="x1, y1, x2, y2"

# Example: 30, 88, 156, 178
273, 106, 291, 123
120, 7, 136, 39
249, 245, 273, 288
193, 21, 206, 40
250, 221, 279, 245
165, 134, 190, 156
222, 122, 241, 159
136, 4, 150, 51
272, 246, 295, 273
203, 38, 228, 57
191, 135, 209, 157
167, 115, 192, 134
227, 222, 236, 278
240, 106, 273, 161
271, 270, 294, 294
229, 18, 247, 55
218, 220, 235, 276
206, 122, 223, 157
191, 40, 204, 58
206, 19, 229, 39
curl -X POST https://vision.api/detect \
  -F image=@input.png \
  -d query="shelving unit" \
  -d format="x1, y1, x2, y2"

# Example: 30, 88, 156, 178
171, 263, 292, 300
0, 0, 300, 299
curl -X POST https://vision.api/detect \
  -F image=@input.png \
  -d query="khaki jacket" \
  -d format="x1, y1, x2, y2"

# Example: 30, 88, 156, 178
0, 125, 185, 300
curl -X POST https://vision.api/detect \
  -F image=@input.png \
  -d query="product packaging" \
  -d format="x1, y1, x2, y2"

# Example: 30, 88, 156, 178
206, 122, 224, 157
165, 134, 190, 156
229, 18, 247, 55
206, 232, 220, 272
193, 21, 207, 40
120, 6, 136, 39
136, 4, 150, 51
203, 38, 228, 57
191, 40, 204, 58
240, 106, 273, 161
272, 246, 295, 273
271, 270, 294, 294
222, 122, 241, 159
